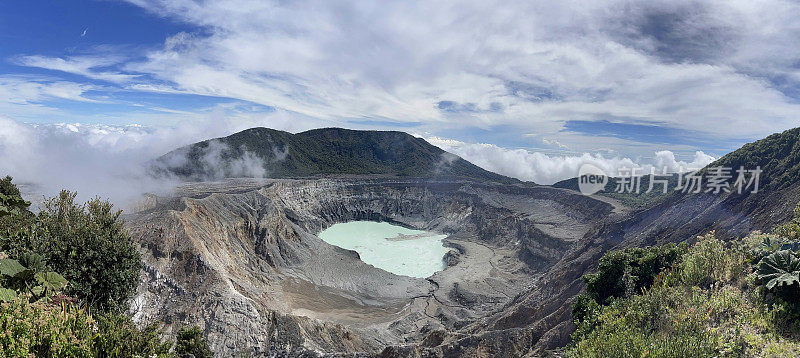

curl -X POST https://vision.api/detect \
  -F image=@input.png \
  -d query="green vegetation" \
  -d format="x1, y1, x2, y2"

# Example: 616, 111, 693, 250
581, 243, 687, 304
774, 203, 800, 241
0, 188, 141, 312
0, 176, 211, 357
92, 313, 173, 358
569, 202, 800, 357
155, 127, 517, 183
708, 128, 800, 191
176, 326, 213, 358
0, 252, 68, 303
0, 298, 173, 358
33, 191, 142, 312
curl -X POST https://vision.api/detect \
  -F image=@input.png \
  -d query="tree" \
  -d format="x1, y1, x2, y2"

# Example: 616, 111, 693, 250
0, 175, 21, 197
582, 243, 687, 303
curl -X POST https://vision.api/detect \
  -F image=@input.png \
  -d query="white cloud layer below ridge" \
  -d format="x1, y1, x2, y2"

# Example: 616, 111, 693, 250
0, 114, 314, 208
0, 114, 716, 208
425, 136, 716, 185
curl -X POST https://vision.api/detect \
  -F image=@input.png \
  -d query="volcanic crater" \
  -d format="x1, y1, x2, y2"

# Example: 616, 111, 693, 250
126, 176, 624, 356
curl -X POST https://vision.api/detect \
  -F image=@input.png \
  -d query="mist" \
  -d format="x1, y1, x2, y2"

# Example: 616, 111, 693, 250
1, 115, 719, 211
0, 116, 273, 210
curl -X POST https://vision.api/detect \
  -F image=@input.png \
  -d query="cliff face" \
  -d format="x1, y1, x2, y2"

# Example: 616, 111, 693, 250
125, 177, 620, 356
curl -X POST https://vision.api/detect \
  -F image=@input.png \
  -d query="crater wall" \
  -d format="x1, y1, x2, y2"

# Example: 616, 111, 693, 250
126, 178, 621, 356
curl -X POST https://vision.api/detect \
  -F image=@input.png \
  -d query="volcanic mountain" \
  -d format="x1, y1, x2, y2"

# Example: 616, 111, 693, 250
128, 126, 800, 357
153, 127, 516, 183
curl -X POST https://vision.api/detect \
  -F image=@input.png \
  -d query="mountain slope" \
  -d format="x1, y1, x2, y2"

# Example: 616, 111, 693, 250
622, 126, 800, 245
554, 127, 800, 211
153, 127, 518, 183
477, 127, 800, 353
552, 174, 681, 209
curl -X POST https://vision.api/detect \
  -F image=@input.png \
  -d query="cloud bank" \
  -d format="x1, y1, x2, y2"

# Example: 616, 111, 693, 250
0, 112, 718, 210
426, 136, 716, 185
0, 115, 296, 208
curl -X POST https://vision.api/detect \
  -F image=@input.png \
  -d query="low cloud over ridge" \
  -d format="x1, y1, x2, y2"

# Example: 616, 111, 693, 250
425, 136, 716, 185
0, 115, 718, 209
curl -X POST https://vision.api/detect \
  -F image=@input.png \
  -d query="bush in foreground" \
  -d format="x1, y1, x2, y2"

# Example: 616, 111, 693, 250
582, 242, 687, 304
33, 191, 142, 312
0, 182, 142, 313
570, 229, 800, 357
0, 176, 185, 356
0, 297, 173, 357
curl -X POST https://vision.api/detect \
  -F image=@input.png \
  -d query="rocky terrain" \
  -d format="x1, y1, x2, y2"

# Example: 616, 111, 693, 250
124, 127, 800, 357
125, 177, 621, 356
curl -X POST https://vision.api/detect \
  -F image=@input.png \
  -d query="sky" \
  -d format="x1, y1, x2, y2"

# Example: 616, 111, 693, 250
0, 0, 798, 202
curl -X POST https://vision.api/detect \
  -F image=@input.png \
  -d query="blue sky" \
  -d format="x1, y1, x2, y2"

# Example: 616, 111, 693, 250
0, 0, 799, 193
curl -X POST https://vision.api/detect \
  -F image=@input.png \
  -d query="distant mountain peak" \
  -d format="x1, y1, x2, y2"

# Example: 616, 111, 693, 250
152, 127, 518, 183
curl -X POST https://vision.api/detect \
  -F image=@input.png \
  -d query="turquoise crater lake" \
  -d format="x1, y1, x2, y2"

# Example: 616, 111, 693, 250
318, 221, 449, 278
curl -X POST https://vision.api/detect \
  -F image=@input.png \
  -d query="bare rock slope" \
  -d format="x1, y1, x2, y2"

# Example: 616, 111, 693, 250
128, 127, 800, 357
126, 177, 620, 356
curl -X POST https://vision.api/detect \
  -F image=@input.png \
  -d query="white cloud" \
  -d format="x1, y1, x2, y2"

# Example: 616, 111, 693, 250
653, 150, 717, 173
0, 75, 99, 104
541, 138, 569, 150
0, 116, 175, 208
113, 0, 799, 142
13, 55, 138, 83
0, 110, 322, 208
425, 136, 717, 185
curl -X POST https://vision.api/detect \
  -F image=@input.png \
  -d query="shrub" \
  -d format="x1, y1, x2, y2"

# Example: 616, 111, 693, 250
570, 230, 800, 357
0, 176, 20, 197
176, 325, 213, 358
0, 296, 174, 357
774, 202, 800, 241
570, 285, 718, 358
571, 293, 600, 325
0, 181, 141, 312
0, 177, 33, 241
582, 243, 687, 303
30, 191, 142, 312
675, 232, 749, 288
0, 177, 175, 355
